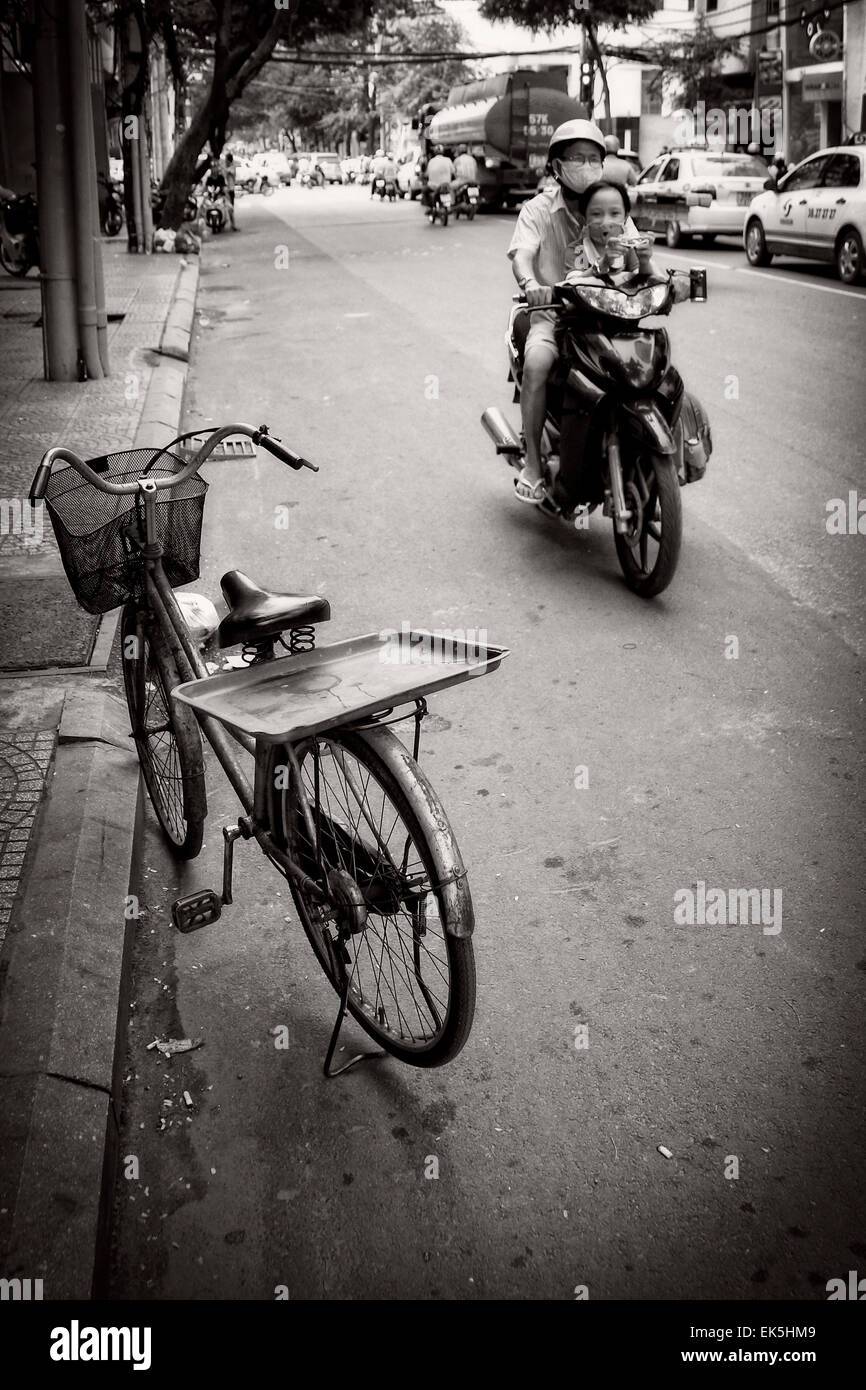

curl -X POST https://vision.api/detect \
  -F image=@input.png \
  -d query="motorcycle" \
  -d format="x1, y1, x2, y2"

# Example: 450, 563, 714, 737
99, 173, 124, 237
481, 269, 712, 598
454, 182, 480, 220
0, 191, 39, 276
202, 188, 228, 233
151, 183, 199, 225
426, 183, 454, 227
369, 173, 397, 201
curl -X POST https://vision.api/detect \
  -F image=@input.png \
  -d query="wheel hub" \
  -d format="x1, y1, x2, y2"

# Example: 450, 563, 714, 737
326, 868, 368, 935
622, 481, 644, 545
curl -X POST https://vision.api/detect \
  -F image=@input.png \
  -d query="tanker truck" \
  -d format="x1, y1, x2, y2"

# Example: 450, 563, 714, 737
425, 67, 584, 209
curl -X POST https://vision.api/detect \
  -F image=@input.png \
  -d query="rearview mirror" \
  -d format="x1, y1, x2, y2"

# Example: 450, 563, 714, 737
689, 268, 707, 301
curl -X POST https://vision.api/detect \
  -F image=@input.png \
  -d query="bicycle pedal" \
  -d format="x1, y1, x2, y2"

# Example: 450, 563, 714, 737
172, 888, 222, 934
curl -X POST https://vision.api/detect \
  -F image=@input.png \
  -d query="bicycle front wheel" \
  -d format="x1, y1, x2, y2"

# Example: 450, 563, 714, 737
121, 603, 206, 858
268, 725, 476, 1066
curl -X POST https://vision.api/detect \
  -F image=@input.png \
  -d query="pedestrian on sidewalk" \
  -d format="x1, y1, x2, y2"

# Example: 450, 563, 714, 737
224, 153, 237, 230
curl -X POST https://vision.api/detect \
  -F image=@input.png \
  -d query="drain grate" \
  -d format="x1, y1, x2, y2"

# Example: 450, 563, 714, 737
177, 434, 256, 460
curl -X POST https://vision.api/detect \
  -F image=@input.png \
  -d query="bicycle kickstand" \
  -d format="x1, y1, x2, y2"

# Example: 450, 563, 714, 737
322, 932, 387, 1079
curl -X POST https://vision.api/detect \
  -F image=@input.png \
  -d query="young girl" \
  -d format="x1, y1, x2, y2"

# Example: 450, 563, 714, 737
566, 179, 656, 285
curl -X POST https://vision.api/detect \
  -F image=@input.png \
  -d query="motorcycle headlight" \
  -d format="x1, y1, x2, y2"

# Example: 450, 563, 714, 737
561, 281, 670, 319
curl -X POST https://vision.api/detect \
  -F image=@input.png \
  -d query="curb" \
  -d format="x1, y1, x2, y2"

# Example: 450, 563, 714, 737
0, 250, 201, 1299
158, 258, 199, 363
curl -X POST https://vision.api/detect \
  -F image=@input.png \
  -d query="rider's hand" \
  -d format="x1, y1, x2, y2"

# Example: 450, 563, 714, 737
524, 281, 554, 308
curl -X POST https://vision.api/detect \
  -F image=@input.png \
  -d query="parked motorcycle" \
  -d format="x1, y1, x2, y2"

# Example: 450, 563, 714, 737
151, 183, 199, 225
454, 182, 480, 220
481, 269, 712, 597
0, 191, 39, 276
98, 173, 124, 237
426, 183, 454, 227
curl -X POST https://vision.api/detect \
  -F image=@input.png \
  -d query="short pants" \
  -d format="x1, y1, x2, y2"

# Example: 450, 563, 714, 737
524, 307, 558, 355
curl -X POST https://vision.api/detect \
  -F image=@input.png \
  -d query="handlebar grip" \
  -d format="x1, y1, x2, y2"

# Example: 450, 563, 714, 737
253, 429, 318, 472
30, 462, 52, 502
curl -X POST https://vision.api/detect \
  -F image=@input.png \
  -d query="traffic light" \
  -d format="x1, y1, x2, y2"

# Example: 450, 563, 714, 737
579, 59, 595, 107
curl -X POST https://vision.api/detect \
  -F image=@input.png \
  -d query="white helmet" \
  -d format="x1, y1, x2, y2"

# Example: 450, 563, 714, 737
547, 119, 606, 169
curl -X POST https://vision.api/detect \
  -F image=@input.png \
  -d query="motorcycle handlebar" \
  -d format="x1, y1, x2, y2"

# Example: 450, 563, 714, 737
515, 268, 696, 313
29, 422, 318, 500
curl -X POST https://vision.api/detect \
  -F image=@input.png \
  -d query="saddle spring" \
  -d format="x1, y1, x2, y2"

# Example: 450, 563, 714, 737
286, 624, 315, 655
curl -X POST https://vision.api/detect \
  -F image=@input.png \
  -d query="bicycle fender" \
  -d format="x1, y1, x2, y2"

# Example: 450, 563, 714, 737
619, 399, 676, 455
354, 724, 475, 939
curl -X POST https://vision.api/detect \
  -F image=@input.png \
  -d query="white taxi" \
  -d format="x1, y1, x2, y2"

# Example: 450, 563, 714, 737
632, 147, 769, 247
744, 144, 865, 284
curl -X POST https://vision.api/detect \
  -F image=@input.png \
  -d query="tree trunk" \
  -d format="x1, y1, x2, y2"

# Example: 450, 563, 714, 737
157, 95, 221, 228
585, 22, 611, 123
155, 14, 285, 230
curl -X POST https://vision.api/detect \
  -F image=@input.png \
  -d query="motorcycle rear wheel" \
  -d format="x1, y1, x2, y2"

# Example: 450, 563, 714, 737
614, 453, 681, 598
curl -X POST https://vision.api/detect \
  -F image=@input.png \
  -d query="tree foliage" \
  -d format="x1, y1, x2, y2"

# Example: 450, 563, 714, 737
642, 17, 745, 111
478, 0, 658, 118
229, 5, 474, 152
151, 2, 399, 224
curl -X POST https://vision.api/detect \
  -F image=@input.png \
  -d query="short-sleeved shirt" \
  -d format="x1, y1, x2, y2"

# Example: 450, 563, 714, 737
454, 153, 478, 180
567, 229, 639, 279
426, 155, 454, 186
602, 154, 638, 187
508, 184, 639, 287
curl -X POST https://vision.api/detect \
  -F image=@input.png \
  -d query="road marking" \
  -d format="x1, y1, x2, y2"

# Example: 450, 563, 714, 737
734, 266, 866, 299
659, 251, 733, 270
658, 246, 866, 299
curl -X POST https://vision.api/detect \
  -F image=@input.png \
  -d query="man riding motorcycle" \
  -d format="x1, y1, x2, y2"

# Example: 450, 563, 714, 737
423, 144, 455, 210
370, 147, 388, 197
507, 119, 647, 504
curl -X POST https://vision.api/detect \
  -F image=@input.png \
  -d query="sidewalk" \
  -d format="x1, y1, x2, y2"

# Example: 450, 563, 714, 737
0, 237, 199, 1297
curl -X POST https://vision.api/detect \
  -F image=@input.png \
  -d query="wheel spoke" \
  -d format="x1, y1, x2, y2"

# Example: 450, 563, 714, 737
285, 735, 464, 1052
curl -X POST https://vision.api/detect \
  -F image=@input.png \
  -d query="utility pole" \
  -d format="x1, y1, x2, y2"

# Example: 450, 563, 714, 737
33, 1, 79, 380
67, 0, 104, 379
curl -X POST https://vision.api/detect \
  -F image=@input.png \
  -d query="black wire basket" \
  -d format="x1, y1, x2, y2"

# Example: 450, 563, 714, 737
43, 448, 208, 615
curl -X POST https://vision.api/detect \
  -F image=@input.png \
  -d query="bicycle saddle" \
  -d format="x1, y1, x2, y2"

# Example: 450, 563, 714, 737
217, 570, 330, 649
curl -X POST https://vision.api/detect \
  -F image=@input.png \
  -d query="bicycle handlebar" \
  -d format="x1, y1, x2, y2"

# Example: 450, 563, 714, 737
29, 422, 317, 502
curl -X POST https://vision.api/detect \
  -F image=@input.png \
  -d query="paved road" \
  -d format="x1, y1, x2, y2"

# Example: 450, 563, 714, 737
109, 186, 865, 1301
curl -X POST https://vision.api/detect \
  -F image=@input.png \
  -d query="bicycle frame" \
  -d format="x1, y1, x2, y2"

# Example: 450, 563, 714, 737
33, 421, 496, 1074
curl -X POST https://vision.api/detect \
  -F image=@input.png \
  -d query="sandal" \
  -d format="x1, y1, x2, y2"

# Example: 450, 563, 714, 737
513, 469, 547, 504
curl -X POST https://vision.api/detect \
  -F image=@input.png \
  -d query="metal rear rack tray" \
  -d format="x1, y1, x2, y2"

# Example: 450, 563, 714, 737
172, 629, 508, 743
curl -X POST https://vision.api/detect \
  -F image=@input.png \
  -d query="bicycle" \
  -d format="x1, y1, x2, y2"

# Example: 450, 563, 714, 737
30, 425, 507, 1076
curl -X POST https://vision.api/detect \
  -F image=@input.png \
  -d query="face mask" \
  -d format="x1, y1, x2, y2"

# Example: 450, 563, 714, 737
556, 159, 602, 195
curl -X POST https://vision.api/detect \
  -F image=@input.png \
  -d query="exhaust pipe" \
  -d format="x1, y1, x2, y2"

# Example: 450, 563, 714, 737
481, 407, 522, 456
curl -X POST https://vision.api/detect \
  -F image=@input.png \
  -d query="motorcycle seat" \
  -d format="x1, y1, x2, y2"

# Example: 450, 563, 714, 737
217, 570, 330, 649
511, 307, 531, 358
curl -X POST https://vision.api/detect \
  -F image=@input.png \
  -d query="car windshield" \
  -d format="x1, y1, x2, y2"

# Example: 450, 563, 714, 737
691, 156, 767, 178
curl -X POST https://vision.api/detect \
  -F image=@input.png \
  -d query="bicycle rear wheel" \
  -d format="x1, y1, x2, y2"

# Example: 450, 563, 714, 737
121, 603, 206, 858
268, 726, 476, 1067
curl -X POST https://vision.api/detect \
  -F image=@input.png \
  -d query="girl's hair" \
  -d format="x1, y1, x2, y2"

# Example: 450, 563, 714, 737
576, 179, 631, 218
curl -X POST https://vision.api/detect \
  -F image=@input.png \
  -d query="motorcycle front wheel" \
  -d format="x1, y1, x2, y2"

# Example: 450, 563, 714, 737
613, 453, 682, 598
102, 208, 123, 237
0, 237, 32, 276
